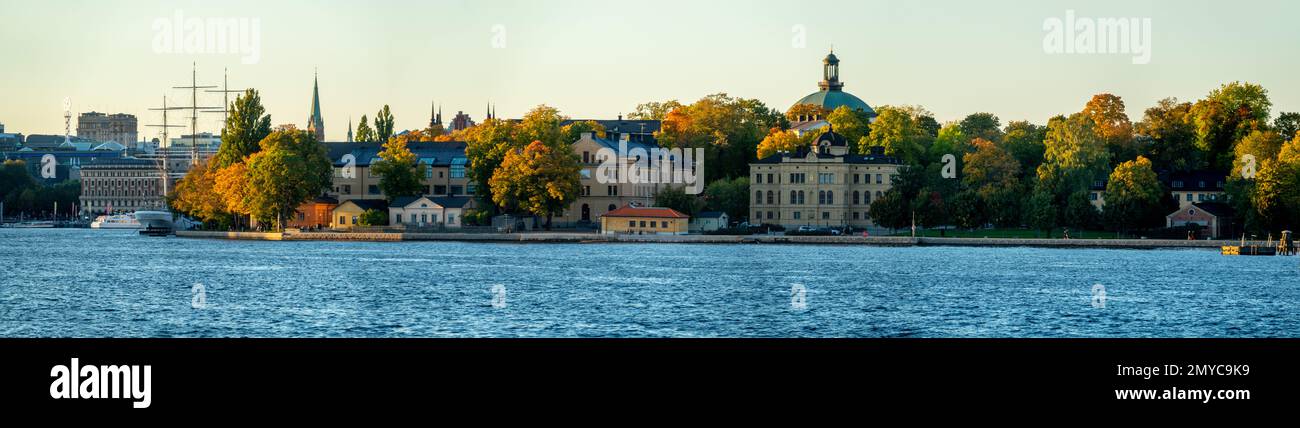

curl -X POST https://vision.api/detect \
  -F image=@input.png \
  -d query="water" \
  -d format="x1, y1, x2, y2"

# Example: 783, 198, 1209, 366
1, 229, 1298, 338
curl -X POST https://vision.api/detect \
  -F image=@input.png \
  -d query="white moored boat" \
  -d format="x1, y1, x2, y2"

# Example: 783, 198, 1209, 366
91, 214, 142, 229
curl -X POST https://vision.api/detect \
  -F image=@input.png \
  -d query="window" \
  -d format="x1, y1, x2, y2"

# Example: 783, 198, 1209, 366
755, 174, 762, 184
450, 158, 467, 178
650, 221, 657, 228
793, 212, 801, 220
640, 221, 647, 228
368, 185, 380, 195
351, 215, 358, 225
1172, 180, 1184, 189
1198, 193, 1205, 201
433, 185, 446, 195
767, 211, 773, 220
767, 173, 773, 184
826, 191, 833, 204
628, 220, 636, 227
875, 174, 883, 184
421, 214, 428, 223
448, 214, 456, 225
853, 191, 860, 205
818, 191, 826, 205
822, 211, 830, 220
450, 185, 463, 195
853, 212, 860, 220
1089, 192, 1098, 201
756, 191, 763, 204
580, 169, 592, 179
818, 173, 834, 184
1186, 193, 1193, 202
467, 183, 477, 195
608, 185, 619, 196
766, 191, 774, 205
790, 190, 797, 205
583, 151, 590, 163
854, 174, 860, 184
798, 191, 805, 205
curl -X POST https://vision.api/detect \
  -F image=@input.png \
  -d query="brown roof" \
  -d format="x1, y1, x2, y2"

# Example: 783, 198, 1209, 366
603, 206, 689, 219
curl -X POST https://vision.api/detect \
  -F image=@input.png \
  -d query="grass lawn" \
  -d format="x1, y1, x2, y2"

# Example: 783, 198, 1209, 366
890, 228, 1125, 239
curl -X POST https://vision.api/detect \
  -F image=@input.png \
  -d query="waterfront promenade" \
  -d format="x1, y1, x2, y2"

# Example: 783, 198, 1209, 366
175, 230, 1238, 249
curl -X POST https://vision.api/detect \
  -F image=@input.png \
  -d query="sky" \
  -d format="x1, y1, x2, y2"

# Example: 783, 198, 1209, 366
2, 0, 1298, 142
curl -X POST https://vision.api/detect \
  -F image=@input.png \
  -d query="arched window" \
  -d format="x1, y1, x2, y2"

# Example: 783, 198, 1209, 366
853, 191, 860, 205
798, 191, 805, 205
818, 191, 826, 205
767, 191, 774, 205
826, 191, 833, 205
791, 190, 798, 205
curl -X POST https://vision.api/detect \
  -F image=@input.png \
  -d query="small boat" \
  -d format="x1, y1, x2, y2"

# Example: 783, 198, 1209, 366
91, 214, 142, 229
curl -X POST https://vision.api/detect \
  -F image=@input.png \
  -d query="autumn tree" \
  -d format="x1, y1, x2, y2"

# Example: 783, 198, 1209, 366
488, 140, 581, 229
168, 160, 225, 224
1036, 113, 1110, 205
1083, 93, 1137, 164
826, 106, 871, 146
213, 161, 251, 228
756, 128, 814, 159
786, 103, 829, 122
653, 94, 783, 182
463, 117, 522, 212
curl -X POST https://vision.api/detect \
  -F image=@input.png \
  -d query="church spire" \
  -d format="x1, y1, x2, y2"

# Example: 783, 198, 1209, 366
308, 69, 325, 141
347, 116, 353, 142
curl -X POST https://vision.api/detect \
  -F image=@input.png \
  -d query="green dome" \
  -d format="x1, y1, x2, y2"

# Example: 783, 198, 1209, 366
793, 90, 875, 116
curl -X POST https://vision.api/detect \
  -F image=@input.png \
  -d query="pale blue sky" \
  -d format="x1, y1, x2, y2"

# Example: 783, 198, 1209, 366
2, 0, 1297, 141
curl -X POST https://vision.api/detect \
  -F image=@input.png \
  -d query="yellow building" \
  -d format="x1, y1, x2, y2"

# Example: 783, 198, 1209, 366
331, 199, 389, 230
749, 129, 902, 229
600, 205, 689, 235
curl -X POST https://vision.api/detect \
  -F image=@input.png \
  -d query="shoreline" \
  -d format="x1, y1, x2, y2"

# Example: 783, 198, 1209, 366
173, 230, 1242, 249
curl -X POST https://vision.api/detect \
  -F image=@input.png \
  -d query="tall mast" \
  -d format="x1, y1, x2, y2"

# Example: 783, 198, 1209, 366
205, 67, 247, 136
147, 96, 184, 201
172, 62, 218, 166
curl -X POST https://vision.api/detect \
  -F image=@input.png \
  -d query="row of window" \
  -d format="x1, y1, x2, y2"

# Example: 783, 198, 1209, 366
753, 210, 873, 221
754, 190, 882, 205
754, 172, 888, 185
627, 220, 672, 229
393, 212, 458, 225
82, 189, 156, 197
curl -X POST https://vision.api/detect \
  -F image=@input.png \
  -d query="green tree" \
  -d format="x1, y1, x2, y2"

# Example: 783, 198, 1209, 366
1036, 113, 1110, 206
959, 113, 1003, 143
1024, 190, 1057, 236
654, 186, 701, 216
488, 140, 581, 229
1136, 98, 1201, 172
1101, 156, 1165, 234
703, 176, 750, 220
355, 115, 376, 143
371, 136, 426, 202
950, 190, 985, 230
861, 105, 932, 165
560, 120, 607, 143
628, 100, 684, 121
1001, 120, 1046, 177
963, 138, 1021, 226
1190, 82, 1271, 170
360, 208, 387, 226
213, 89, 273, 168
1273, 112, 1300, 140
1232, 130, 1286, 178
826, 106, 870, 147
1063, 190, 1099, 230
929, 122, 971, 165
244, 130, 333, 230
374, 105, 395, 143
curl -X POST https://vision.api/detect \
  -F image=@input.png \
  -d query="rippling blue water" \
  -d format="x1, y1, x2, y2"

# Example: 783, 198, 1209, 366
1, 229, 1298, 337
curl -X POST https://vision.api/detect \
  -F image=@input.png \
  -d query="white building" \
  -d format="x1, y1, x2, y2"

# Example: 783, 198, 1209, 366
388, 196, 474, 229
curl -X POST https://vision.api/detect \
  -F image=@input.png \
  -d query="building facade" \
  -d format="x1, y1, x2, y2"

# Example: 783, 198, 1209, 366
77, 112, 138, 145
600, 205, 689, 235
749, 129, 902, 229
78, 157, 167, 215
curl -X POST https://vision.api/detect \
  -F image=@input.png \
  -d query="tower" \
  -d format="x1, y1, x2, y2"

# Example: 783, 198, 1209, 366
307, 70, 325, 142
347, 117, 353, 142
818, 49, 843, 91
